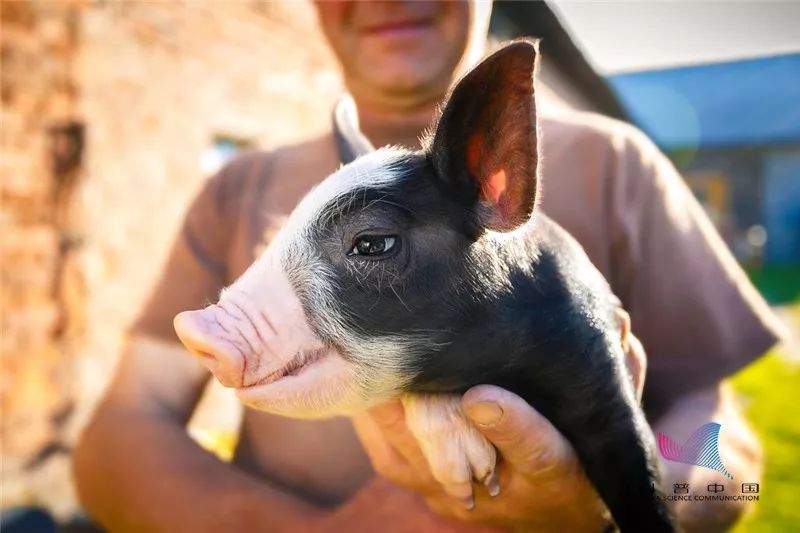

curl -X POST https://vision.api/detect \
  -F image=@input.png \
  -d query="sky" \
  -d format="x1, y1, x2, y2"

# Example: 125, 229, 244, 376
549, 1, 800, 74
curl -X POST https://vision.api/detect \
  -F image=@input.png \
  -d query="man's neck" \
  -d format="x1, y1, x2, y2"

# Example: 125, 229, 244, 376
355, 99, 439, 151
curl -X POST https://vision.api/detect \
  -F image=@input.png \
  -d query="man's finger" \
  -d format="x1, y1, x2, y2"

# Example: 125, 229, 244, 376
353, 412, 430, 490
462, 385, 576, 476
352, 413, 408, 473
625, 333, 647, 401
366, 399, 431, 472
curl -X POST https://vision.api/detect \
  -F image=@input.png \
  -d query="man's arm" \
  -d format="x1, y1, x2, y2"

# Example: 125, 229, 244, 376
73, 336, 323, 531
655, 384, 762, 532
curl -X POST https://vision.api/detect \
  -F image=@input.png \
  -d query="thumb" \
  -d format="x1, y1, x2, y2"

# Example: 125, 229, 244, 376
462, 385, 576, 476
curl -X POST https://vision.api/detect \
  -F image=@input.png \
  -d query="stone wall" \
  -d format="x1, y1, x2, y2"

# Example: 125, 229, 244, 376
1, 0, 341, 515
1, 0, 82, 469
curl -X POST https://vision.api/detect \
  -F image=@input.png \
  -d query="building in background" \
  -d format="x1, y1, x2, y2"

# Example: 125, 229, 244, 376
491, 0, 627, 119
609, 54, 800, 301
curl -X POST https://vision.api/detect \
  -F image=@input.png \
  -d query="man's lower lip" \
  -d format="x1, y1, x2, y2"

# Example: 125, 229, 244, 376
362, 22, 434, 38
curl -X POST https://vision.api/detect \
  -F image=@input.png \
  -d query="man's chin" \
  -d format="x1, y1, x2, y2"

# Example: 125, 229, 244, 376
353, 62, 454, 100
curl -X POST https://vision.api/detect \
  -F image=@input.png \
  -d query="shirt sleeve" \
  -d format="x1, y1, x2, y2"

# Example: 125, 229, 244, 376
129, 157, 250, 343
605, 124, 788, 416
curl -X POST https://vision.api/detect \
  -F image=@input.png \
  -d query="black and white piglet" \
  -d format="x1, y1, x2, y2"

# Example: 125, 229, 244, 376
174, 41, 675, 532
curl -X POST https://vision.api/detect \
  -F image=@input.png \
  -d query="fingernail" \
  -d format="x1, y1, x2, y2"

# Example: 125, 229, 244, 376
463, 496, 475, 510
466, 401, 503, 426
484, 471, 501, 497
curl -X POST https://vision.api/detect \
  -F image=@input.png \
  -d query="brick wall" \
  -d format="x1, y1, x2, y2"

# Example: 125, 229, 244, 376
1, 0, 82, 465
1, 0, 341, 515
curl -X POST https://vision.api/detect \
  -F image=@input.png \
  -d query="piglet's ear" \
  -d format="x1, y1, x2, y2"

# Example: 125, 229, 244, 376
333, 95, 375, 165
427, 40, 539, 232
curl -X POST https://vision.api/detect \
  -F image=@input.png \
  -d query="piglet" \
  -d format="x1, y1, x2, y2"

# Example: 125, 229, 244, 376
174, 41, 675, 532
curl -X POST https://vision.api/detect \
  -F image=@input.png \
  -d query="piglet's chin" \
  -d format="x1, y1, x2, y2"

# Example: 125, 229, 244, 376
235, 348, 367, 419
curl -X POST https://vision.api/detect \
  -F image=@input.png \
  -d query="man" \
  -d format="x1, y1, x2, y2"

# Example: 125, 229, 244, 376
73, 2, 783, 531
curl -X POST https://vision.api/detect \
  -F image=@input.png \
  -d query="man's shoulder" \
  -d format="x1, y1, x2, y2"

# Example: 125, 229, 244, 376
539, 106, 658, 160
208, 131, 336, 209
218, 132, 335, 184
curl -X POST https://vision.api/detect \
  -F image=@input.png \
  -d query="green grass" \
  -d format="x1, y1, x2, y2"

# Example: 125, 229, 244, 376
747, 264, 800, 304
730, 344, 800, 531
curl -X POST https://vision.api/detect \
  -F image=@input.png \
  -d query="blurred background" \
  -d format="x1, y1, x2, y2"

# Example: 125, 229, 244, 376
1, 1, 798, 530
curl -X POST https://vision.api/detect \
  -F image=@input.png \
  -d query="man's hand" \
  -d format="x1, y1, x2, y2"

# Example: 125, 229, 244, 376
355, 387, 613, 530
353, 327, 646, 530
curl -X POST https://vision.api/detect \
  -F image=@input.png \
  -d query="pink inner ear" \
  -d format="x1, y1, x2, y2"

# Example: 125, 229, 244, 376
468, 133, 514, 223
483, 167, 516, 224
481, 168, 507, 206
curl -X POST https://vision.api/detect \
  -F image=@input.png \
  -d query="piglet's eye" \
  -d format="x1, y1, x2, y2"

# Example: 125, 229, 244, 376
349, 235, 398, 257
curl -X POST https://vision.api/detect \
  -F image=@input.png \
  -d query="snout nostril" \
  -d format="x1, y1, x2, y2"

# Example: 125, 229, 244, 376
174, 311, 218, 360
194, 349, 213, 360
173, 310, 203, 350
189, 349, 220, 373
182, 342, 212, 358
173, 308, 243, 388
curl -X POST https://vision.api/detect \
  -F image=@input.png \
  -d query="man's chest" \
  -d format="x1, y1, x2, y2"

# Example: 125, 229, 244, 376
233, 411, 374, 505
225, 154, 339, 282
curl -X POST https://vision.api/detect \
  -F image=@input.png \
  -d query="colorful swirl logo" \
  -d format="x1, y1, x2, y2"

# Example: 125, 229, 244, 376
657, 422, 733, 479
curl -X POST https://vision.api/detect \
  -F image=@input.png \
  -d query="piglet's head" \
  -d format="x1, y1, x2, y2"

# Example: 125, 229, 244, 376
174, 40, 540, 418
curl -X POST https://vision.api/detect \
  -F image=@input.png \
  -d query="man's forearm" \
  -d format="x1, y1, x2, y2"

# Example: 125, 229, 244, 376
73, 403, 463, 532
654, 384, 762, 532
73, 401, 322, 532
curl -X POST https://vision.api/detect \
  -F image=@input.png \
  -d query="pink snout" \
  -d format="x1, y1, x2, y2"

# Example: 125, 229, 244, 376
174, 308, 245, 388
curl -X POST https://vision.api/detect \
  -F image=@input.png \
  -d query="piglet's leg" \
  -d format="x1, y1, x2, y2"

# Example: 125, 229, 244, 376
402, 393, 497, 508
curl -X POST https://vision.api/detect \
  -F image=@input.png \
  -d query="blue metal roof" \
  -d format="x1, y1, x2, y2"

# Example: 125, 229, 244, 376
608, 54, 800, 150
